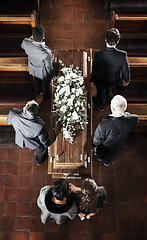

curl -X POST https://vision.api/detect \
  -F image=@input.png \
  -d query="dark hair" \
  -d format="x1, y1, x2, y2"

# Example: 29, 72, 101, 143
25, 103, 39, 119
72, 179, 107, 214
32, 25, 45, 42
106, 28, 121, 46
51, 179, 69, 201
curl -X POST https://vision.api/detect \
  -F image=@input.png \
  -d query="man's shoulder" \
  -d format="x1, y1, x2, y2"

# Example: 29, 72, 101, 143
115, 48, 127, 56
124, 113, 138, 120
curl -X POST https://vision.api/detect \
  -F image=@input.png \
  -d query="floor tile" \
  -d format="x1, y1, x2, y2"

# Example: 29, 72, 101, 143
18, 175, 32, 188
30, 216, 44, 231
18, 162, 33, 174
15, 232, 29, 240
0, 232, 15, 240
2, 202, 16, 216
16, 216, 31, 231
5, 174, 18, 187
4, 187, 18, 201
29, 232, 44, 240
1, 216, 16, 231
16, 202, 31, 216
17, 187, 32, 202
5, 161, 19, 174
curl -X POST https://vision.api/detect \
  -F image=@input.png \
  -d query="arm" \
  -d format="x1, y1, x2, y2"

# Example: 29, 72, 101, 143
44, 50, 54, 76
93, 124, 106, 146
38, 126, 50, 148
122, 54, 130, 85
69, 183, 81, 192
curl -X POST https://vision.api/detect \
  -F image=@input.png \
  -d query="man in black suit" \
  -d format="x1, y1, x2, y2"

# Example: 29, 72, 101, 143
93, 95, 138, 166
91, 28, 130, 111
7, 100, 50, 165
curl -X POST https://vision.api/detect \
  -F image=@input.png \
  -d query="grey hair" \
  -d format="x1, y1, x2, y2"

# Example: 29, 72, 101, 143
111, 95, 127, 115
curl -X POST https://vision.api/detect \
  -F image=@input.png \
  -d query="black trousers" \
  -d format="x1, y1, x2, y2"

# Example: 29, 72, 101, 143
35, 76, 50, 99
36, 145, 48, 164
96, 86, 111, 110
96, 144, 118, 164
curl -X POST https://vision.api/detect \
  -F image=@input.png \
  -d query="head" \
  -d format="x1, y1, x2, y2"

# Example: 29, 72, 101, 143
23, 100, 39, 119
32, 25, 45, 42
111, 95, 127, 116
75, 179, 107, 214
51, 179, 69, 201
81, 178, 98, 195
105, 28, 121, 47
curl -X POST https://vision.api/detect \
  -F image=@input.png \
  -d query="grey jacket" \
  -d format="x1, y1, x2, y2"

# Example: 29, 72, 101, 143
7, 108, 50, 149
21, 37, 54, 80
37, 185, 78, 225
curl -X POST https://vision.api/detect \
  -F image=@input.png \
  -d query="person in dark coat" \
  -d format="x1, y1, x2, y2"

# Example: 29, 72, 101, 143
37, 179, 78, 225
93, 95, 138, 166
21, 25, 54, 100
7, 100, 50, 164
91, 28, 130, 111
69, 178, 107, 221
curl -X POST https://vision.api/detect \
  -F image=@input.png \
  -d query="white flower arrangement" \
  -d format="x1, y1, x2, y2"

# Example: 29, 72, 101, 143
52, 60, 88, 143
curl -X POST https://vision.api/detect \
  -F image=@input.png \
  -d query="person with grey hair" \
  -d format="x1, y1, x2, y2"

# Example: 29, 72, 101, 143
7, 100, 50, 164
93, 95, 138, 166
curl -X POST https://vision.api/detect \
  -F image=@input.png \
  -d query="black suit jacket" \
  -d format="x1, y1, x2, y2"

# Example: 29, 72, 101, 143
91, 47, 130, 88
93, 113, 138, 152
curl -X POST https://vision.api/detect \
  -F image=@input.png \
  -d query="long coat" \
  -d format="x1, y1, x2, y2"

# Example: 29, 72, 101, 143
37, 185, 78, 225
21, 37, 54, 80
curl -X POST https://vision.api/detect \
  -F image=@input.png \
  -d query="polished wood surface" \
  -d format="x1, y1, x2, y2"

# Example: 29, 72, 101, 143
0, 10, 36, 27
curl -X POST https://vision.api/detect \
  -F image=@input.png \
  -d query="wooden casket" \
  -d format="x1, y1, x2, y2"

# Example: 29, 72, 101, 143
48, 49, 93, 179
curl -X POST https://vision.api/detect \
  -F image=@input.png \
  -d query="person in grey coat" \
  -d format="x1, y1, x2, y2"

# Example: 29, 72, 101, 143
37, 179, 78, 225
7, 100, 50, 164
93, 95, 138, 166
21, 25, 54, 100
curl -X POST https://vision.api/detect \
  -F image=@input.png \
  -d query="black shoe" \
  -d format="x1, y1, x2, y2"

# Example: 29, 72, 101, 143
92, 97, 104, 111
104, 162, 110, 167
96, 156, 103, 162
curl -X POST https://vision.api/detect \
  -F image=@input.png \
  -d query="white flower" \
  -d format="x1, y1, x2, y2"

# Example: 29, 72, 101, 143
77, 88, 83, 94
60, 105, 67, 113
76, 107, 80, 111
71, 94, 75, 99
67, 98, 73, 106
71, 88, 76, 93
72, 111, 79, 120
57, 76, 64, 83
79, 77, 84, 85
70, 72, 77, 78
63, 128, 71, 139
76, 91, 79, 97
